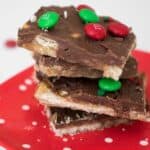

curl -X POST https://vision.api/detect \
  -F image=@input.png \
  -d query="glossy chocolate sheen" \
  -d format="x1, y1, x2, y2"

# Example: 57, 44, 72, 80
18, 6, 136, 71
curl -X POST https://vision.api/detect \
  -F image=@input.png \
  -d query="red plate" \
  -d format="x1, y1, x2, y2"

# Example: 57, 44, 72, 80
0, 50, 150, 150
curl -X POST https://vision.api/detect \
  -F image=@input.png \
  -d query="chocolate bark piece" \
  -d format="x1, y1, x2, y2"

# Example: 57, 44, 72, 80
35, 73, 150, 122
46, 107, 130, 136
18, 6, 136, 80
34, 54, 138, 79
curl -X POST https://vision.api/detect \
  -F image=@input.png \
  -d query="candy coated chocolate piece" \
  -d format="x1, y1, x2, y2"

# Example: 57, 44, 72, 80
38, 11, 60, 29
98, 78, 122, 92
5, 39, 17, 48
103, 16, 110, 22
97, 89, 106, 96
77, 4, 94, 11
84, 23, 106, 40
79, 9, 100, 23
108, 22, 129, 37
103, 16, 114, 22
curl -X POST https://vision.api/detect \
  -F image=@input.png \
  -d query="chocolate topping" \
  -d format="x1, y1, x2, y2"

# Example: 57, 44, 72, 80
18, 6, 136, 74
36, 72, 145, 118
34, 54, 138, 78
50, 107, 98, 127
50, 107, 129, 128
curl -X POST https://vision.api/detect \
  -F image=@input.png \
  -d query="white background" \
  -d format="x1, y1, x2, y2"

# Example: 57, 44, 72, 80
0, 0, 150, 83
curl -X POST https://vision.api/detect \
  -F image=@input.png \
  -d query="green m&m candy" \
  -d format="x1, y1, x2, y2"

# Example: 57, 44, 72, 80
98, 78, 122, 92
79, 8, 100, 23
97, 89, 106, 96
103, 16, 110, 22
38, 11, 60, 29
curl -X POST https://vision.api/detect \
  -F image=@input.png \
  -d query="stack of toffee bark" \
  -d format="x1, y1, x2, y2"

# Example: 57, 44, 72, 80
18, 5, 150, 136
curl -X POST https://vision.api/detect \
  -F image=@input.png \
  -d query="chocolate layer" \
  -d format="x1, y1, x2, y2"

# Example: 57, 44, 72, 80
35, 72, 150, 121
49, 107, 129, 129
34, 54, 138, 79
47, 107, 130, 136
18, 6, 136, 80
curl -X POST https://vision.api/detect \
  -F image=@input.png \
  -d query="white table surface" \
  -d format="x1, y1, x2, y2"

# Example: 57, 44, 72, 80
0, 0, 150, 83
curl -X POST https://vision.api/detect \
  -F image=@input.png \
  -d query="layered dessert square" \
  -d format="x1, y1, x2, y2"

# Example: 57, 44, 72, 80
34, 54, 138, 79
18, 6, 136, 80
35, 72, 150, 122
46, 107, 130, 136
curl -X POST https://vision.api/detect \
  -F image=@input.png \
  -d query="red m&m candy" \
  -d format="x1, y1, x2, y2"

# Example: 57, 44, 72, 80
5, 39, 17, 48
108, 22, 129, 37
77, 4, 94, 11
84, 23, 106, 40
